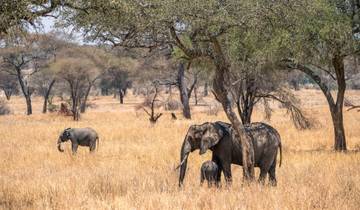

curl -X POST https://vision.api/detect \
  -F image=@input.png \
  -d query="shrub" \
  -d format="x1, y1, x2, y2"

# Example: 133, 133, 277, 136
164, 99, 182, 111
206, 103, 221, 116
0, 99, 11, 115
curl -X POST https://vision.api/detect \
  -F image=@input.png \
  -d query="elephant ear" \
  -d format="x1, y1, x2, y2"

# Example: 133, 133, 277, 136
199, 123, 224, 155
63, 128, 72, 139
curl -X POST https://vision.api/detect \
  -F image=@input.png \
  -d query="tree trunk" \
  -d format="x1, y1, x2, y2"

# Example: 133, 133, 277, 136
177, 62, 191, 119
331, 107, 347, 151
194, 85, 198, 106
211, 37, 255, 181
16, 69, 32, 115
332, 55, 347, 151
101, 88, 109, 96
237, 100, 253, 125
119, 89, 124, 104
42, 79, 56, 114
25, 95, 32, 115
236, 82, 255, 125
213, 75, 255, 181
72, 97, 80, 121
204, 82, 208, 96
80, 83, 92, 113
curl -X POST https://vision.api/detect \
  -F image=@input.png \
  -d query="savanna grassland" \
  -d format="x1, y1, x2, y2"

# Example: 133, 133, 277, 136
1, 90, 360, 210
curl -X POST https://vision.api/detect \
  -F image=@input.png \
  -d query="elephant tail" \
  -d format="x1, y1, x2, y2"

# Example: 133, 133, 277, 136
96, 136, 99, 151
278, 141, 282, 167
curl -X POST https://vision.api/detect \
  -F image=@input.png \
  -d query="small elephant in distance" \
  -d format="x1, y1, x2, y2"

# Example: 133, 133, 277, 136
57, 127, 99, 154
200, 160, 219, 187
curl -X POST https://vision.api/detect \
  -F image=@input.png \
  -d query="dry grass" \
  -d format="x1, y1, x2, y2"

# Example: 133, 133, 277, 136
0, 90, 360, 210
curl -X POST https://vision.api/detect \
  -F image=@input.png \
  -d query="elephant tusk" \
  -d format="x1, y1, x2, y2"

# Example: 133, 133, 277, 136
175, 154, 188, 170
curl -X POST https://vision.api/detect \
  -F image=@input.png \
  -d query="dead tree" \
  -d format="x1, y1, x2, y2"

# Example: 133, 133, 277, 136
142, 82, 163, 124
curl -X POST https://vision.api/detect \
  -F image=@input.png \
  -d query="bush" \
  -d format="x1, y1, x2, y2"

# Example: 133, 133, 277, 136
0, 99, 11, 115
206, 103, 221, 116
141, 94, 163, 108
164, 98, 182, 111
47, 104, 59, 113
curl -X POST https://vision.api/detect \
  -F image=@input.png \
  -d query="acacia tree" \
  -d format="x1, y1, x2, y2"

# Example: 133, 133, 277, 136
107, 67, 131, 104
53, 47, 103, 120
225, 25, 312, 128
62, 0, 260, 181
260, 0, 360, 151
53, 58, 96, 120
0, 35, 55, 115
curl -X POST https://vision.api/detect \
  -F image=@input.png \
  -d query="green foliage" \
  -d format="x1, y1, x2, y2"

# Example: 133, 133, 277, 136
260, 0, 358, 64
59, 0, 359, 82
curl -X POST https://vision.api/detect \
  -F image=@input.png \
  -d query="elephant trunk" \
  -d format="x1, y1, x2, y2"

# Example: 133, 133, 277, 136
57, 138, 64, 152
178, 135, 192, 187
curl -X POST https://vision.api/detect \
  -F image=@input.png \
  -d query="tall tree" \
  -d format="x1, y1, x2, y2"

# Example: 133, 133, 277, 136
0, 35, 55, 115
260, 0, 360, 151
107, 67, 131, 104
52, 47, 103, 120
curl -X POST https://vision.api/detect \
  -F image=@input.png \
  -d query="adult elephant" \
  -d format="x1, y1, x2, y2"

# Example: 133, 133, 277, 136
57, 127, 99, 154
177, 121, 282, 186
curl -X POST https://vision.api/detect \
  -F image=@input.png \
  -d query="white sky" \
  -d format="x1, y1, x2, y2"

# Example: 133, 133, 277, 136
34, 16, 87, 44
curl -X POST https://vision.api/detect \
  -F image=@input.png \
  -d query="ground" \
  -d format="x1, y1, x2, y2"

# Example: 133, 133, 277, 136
0, 90, 360, 210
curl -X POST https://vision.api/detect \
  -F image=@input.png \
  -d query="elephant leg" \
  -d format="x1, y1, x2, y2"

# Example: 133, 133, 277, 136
215, 179, 220, 188
212, 155, 222, 184
222, 163, 232, 185
71, 143, 78, 154
89, 142, 96, 153
268, 160, 277, 186
207, 178, 211, 188
211, 173, 217, 187
258, 168, 268, 185
200, 172, 205, 186
259, 149, 277, 185
216, 166, 222, 186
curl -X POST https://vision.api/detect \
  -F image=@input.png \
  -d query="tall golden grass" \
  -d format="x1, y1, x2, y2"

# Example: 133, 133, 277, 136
0, 90, 360, 210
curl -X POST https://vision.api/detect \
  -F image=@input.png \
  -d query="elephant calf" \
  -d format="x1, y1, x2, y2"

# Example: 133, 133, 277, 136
200, 160, 219, 187
57, 127, 99, 154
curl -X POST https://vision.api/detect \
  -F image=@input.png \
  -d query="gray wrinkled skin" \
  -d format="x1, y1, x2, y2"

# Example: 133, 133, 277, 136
57, 127, 99, 154
200, 160, 219, 187
178, 121, 282, 187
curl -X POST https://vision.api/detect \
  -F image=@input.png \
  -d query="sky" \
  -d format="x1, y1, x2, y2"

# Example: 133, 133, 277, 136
38, 17, 55, 32
34, 16, 87, 44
